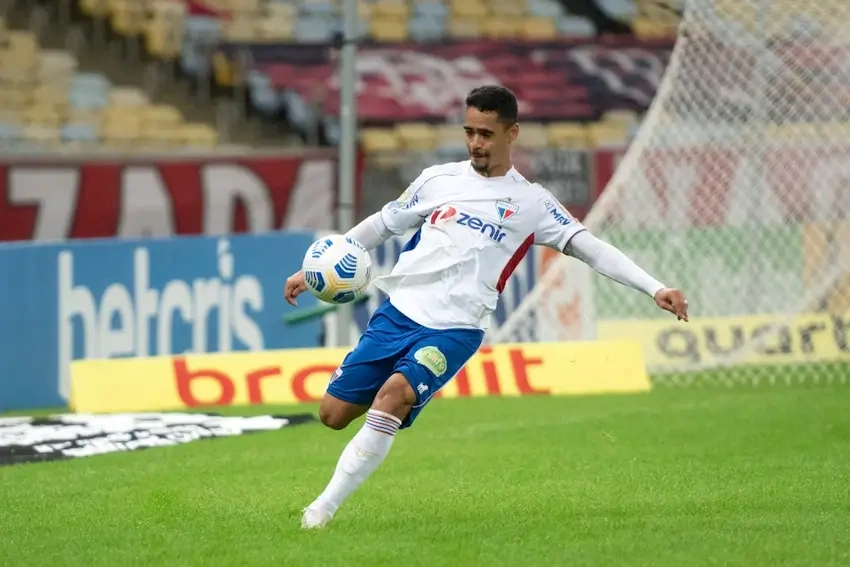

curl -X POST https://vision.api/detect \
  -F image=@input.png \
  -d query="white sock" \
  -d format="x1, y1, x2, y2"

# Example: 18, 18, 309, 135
313, 409, 402, 514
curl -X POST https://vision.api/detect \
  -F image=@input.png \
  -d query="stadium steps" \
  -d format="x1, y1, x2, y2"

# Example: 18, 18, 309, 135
6, 1, 296, 148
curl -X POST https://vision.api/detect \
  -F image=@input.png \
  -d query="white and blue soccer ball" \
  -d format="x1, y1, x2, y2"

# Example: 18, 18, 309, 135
302, 234, 373, 304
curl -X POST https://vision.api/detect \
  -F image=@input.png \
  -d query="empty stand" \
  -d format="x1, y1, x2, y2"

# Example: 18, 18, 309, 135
4, 0, 677, 153
0, 22, 217, 152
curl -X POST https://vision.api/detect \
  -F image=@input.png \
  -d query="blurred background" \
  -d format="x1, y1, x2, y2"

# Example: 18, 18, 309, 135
0, 0, 678, 222
21, 0, 850, 415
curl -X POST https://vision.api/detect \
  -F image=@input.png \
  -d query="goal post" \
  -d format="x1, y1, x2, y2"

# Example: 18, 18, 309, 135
490, 0, 850, 386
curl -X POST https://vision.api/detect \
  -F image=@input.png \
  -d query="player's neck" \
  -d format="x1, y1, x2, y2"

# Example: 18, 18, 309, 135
476, 162, 513, 178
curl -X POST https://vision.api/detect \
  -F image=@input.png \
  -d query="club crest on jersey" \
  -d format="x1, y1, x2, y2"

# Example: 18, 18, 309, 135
495, 200, 519, 222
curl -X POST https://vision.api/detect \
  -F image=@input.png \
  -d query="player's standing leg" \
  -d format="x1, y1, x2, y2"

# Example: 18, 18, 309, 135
302, 304, 483, 529
301, 373, 412, 529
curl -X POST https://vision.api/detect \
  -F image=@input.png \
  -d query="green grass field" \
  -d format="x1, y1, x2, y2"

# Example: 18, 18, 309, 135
1, 384, 849, 567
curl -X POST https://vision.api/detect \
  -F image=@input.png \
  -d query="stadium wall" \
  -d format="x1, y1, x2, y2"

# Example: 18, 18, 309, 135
0, 146, 625, 412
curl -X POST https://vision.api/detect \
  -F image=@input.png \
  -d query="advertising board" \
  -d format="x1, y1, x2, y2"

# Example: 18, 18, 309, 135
0, 232, 320, 411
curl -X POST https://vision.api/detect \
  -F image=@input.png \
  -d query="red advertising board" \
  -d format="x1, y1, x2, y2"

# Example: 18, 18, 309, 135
0, 150, 355, 242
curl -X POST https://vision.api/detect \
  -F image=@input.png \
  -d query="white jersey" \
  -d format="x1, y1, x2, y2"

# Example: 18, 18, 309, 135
373, 160, 586, 330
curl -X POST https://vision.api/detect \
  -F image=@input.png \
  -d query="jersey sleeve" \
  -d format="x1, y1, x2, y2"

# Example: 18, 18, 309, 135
379, 166, 444, 235
533, 186, 587, 251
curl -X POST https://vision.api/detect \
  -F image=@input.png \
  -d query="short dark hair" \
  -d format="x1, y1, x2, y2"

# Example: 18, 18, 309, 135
465, 85, 518, 125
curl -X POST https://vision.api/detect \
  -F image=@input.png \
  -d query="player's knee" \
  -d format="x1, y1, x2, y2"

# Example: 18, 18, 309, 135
318, 406, 352, 430
373, 372, 416, 413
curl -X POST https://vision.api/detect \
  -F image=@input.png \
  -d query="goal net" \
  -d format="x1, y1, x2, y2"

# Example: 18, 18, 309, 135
490, 0, 850, 386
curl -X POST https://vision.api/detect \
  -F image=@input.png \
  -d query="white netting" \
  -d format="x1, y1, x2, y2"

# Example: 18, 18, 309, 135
491, 0, 850, 385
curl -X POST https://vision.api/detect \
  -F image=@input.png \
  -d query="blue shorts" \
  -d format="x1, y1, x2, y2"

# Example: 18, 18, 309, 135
326, 300, 484, 429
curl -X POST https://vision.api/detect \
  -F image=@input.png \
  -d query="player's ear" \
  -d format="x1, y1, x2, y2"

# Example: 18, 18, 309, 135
508, 123, 519, 144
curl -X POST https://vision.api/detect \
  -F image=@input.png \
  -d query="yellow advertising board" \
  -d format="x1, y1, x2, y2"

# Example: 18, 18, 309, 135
598, 312, 850, 371
70, 340, 650, 413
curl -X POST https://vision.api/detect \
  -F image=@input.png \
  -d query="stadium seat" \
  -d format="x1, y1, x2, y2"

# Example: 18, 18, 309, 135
68, 88, 108, 109
491, 1, 529, 18
70, 72, 111, 92
182, 123, 219, 149
360, 128, 399, 153
547, 122, 589, 148
634, 0, 680, 36
141, 124, 182, 149
32, 83, 68, 107
226, 0, 265, 17
527, 0, 564, 18
515, 123, 549, 149
223, 17, 260, 42
521, 17, 558, 40
38, 50, 77, 82
450, 0, 487, 19
435, 123, 466, 152
408, 16, 444, 42
414, 2, 448, 20
145, 16, 185, 60
108, 86, 150, 107
587, 122, 629, 147
300, 0, 338, 18
144, 104, 183, 128
102, 110, 143, 147
557, 16, 596, 37
79, 0, 109, 18
258, 18, 294, 41
109, 0, 147, 37
395, 122, 438, 151
632, 18, 673, 39
0, 31, 39, 84
6, 30, 39, 54
449, 18, 482, 39
267, 3, 298, 19
295, 16, 335, 42
0, 123, 20, 141
24, 104, 65, 128
150, 0, 187, 19
374, 1, 410, 20
61, 123, 99, 143
603, 109, 639, 126
483, 19, 520, 40
370, 17, 408, 42
22, 124, 61, 145
0, 86, 30, 111
66, 108, 103, 127
597, 0, 638, 22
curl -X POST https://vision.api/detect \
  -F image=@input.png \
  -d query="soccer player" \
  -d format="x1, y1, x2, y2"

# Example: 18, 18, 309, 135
284, 85, 689, 529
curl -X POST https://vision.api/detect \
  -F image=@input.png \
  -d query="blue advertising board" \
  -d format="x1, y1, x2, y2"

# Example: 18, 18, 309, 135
0, 232, 320, 411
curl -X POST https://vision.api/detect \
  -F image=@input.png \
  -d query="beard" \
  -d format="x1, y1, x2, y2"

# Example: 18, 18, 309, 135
470, 153, 489, 173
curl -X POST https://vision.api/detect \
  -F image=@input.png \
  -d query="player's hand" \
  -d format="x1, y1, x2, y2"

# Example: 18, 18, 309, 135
284, 271, 308, 306
654, 288, 689, 322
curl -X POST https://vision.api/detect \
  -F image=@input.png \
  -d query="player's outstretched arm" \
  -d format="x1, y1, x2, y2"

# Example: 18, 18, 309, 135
565, 231, 689, 322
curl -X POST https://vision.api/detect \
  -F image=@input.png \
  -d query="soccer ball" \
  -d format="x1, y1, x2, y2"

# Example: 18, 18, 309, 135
302, 235, 373, 304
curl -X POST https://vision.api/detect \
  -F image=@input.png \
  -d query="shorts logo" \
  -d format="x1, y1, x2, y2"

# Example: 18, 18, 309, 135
413, 346, 447, 377
329, 367, 342, 384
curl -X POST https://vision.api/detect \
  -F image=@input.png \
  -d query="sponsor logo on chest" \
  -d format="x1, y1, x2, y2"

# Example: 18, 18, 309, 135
430, 206, 509, 243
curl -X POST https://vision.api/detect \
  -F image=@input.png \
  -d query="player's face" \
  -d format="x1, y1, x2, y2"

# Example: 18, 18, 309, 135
464, 107, 518, 176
